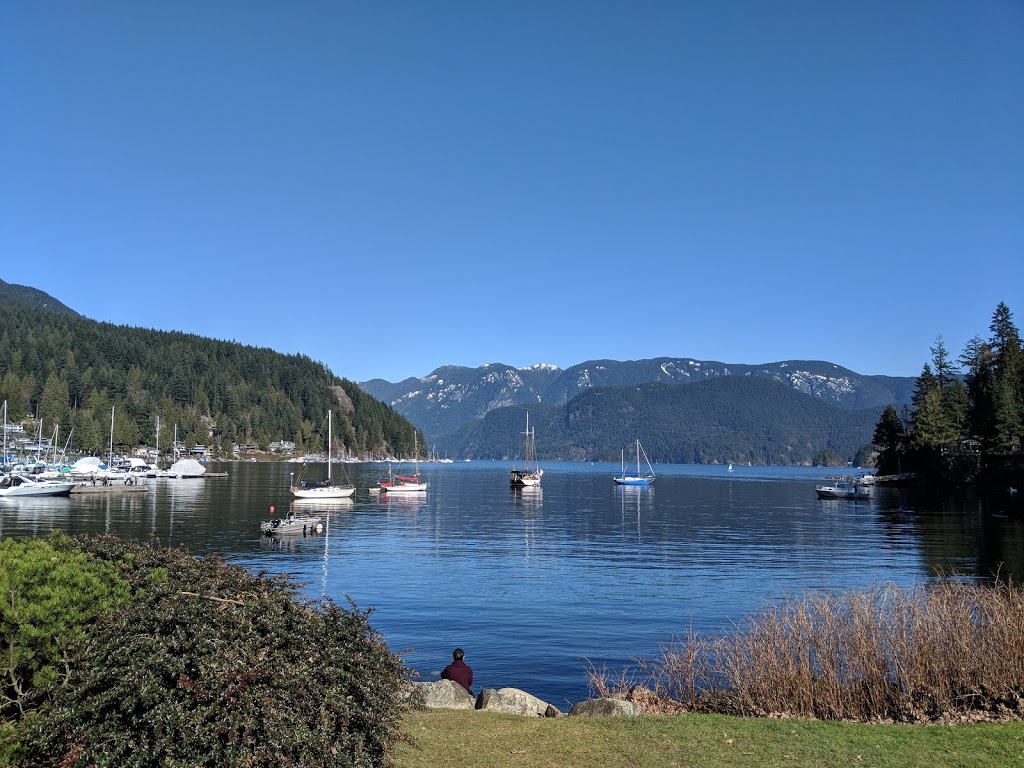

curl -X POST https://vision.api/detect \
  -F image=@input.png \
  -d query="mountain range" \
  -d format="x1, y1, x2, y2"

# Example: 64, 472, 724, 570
360, 359, 916, 464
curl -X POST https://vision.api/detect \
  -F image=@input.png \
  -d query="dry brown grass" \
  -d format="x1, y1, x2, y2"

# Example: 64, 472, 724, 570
589, 580, 1024, 723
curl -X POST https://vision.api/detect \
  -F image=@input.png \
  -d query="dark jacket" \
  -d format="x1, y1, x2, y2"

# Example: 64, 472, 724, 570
441, 659, 473, 695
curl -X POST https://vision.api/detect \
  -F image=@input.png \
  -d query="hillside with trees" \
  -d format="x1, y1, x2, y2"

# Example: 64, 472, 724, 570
450, 376, 880, 466
0, 296, 418, 459
872, 302, 1024, 485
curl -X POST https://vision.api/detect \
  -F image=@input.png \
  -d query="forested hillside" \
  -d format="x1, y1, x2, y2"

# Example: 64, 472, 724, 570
0, 298, 417, 458
0, 278, 81, 318
450, 377, 881, 465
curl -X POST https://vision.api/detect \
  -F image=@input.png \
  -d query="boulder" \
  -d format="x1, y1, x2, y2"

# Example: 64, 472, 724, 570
476, 687, 562, 717
405, 680, 476, 710
568, 698, 642, 717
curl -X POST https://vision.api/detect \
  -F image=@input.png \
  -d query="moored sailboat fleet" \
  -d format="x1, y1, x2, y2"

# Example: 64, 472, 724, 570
1, 401, 211, 497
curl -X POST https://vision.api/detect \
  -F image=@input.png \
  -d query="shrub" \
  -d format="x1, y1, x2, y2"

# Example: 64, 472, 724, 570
15, 535, 408, 767
0, 534, 130, 718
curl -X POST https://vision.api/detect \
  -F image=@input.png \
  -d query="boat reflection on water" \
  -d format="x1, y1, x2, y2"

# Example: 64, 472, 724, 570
378, 491, 425, 511
259, 527, 325, 552
0, 495, 75, 537
291, 498, 354, 516
616, 483, 651, 540
510, 485, 543, 512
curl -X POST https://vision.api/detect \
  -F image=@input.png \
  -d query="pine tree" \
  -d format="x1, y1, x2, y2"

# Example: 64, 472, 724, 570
872, 404, 907, 474
987, 302, 1024, 455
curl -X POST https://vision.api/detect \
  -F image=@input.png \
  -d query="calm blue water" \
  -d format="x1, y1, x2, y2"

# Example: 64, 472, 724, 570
2, 460, 1021, 709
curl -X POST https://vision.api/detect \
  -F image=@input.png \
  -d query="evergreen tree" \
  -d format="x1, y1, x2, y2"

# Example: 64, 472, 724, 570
872, 404, 906, 474
960, 335, 993, 440
987, 302, 1024, 454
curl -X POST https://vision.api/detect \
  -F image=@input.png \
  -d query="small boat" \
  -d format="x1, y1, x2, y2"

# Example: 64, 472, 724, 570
291, 411, 355, 500
613, 439, 655, 486
510, 412, 543, 487
727, 463, 735, 472
0, 473, 76, 498
380, 434, 428, 493
814, 476, 873, 500
260, 509, 323, 536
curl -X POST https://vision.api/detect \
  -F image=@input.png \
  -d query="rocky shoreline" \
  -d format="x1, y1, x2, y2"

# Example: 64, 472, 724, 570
404, 680, 640, 718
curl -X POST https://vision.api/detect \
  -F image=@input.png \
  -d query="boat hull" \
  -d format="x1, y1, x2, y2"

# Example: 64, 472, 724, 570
613, 476, 654, 486
380, 483, 428, 493
814, 485, 872, 500
0, 475, 76, 497
291, 485, 355, 500
510, 470, 542, 487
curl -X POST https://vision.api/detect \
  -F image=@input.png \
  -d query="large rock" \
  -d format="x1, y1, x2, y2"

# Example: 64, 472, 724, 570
406, 680, 476, 709
476, 687, 561, 717
568, 698, 642, 717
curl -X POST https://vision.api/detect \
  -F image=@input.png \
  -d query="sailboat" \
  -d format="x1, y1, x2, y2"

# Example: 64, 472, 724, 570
291, 410, 355, 499
727, 463, 735, 473
613, 439, 655, 486
380, 432, 428, 493
510, 412, 543, 487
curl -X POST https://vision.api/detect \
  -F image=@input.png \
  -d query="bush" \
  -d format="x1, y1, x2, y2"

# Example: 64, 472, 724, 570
0, 534, 130, 719
15, 535, 408, 767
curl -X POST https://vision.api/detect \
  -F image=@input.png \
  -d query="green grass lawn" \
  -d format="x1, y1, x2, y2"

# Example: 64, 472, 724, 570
396, 710, 1024, 768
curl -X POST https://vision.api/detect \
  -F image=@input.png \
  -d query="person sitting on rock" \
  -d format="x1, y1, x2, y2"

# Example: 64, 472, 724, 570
441, 648, 473, 695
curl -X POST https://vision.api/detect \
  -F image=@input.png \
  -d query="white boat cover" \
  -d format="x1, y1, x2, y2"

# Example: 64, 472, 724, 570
70, 457, 106, 474
167, 458, 206, 477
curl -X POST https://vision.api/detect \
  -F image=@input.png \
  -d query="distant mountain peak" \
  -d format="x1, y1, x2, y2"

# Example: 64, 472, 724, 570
520, 363, 561, 372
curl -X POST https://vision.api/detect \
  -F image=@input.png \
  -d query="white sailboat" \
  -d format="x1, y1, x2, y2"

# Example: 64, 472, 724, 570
291, 410, 355, 499
510, 412, 543, 487
380, 433, 427, 493
613, 439, 655, 486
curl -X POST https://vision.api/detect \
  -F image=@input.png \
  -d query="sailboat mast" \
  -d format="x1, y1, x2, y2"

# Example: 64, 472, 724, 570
636, 439, 641, 474
525, 411, 531, 471
109, 406, 115, 467
327, 410, 332, 483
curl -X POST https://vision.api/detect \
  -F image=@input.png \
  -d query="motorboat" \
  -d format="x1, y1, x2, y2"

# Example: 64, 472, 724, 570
260, 510, 323, 536
815, 476, 873, 500
0, 473, 76, 498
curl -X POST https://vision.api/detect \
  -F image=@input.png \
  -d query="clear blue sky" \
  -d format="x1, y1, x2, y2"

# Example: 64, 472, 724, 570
3, 2, 1022, 383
